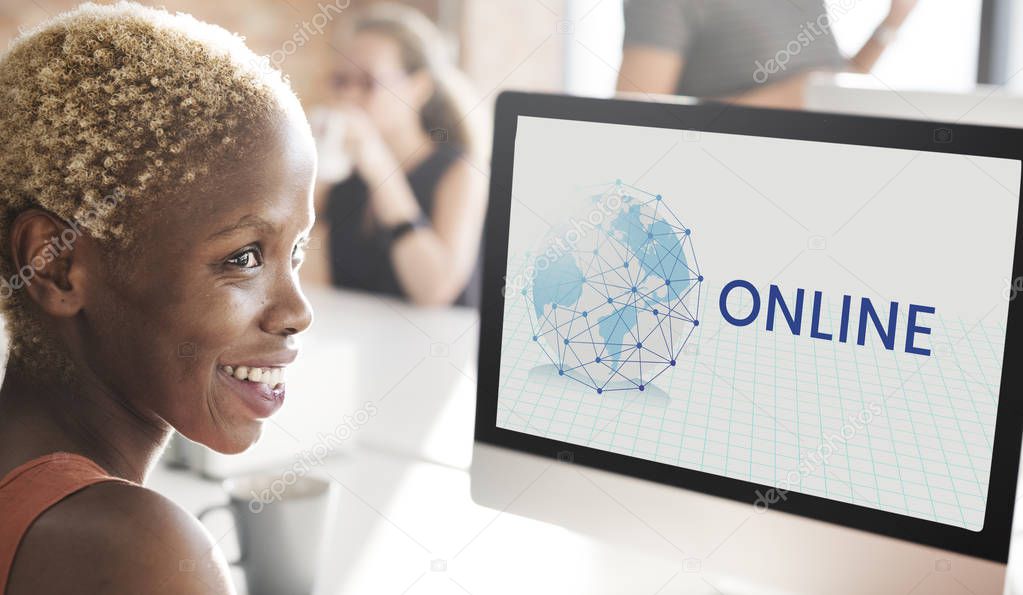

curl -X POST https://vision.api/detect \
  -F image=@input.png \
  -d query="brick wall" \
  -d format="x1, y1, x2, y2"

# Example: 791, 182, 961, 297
0, 0, 566, 111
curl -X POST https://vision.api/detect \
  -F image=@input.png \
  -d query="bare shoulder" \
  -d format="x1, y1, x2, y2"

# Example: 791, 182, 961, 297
7, 480, 235, 595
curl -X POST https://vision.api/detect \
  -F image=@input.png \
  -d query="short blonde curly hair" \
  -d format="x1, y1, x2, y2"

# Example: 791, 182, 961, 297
0, 1, 302, 372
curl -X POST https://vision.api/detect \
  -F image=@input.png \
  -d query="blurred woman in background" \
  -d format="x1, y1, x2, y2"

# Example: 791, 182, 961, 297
305, 3, 487, 308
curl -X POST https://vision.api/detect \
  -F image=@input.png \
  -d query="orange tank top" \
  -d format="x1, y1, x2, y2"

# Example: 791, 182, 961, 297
0, 452, 134, 593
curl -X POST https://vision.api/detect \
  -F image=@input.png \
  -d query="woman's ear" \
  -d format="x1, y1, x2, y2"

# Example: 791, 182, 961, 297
9, 209, 89, 318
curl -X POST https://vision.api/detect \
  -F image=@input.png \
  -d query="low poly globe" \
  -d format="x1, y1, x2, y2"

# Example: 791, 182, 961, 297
524, 180, 702, 393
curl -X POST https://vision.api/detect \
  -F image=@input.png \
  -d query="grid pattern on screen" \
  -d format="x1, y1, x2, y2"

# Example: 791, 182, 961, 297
497, 260, 1003, 531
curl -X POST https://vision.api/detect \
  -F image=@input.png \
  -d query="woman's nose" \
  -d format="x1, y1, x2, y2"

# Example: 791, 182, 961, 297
263, 273, 313, 337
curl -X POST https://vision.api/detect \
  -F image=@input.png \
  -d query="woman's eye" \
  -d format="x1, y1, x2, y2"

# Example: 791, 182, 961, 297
226, 247, 262, 269
293, 238, 310, 263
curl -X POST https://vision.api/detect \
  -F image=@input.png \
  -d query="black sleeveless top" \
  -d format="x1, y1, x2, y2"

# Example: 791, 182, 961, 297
325, 145, 481, 308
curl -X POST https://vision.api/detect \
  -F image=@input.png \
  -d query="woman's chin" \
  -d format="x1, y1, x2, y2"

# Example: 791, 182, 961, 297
185, 422, 265, 455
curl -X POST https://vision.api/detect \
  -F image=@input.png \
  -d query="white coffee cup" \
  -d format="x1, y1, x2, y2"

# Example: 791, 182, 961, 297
198, 474, 336, 595
309, 106, 353, 185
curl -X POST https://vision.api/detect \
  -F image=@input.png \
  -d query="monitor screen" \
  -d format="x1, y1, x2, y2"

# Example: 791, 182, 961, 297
494, 114, 1021, 533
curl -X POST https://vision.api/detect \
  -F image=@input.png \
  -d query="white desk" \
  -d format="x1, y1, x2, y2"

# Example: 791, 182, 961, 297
151, 287, 1023, 595
153, 287, 725, 594
153, 443, 740, 595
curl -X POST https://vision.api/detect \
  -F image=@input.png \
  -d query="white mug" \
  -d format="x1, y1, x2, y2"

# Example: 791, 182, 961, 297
309, 106, 353, 185
199, 474, 336, 595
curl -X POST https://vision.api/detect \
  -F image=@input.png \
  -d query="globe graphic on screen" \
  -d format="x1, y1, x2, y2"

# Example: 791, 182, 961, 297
522, 180, 702, 394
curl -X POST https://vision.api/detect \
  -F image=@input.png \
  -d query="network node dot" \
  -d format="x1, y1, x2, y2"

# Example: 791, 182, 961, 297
523, 179, 700, 395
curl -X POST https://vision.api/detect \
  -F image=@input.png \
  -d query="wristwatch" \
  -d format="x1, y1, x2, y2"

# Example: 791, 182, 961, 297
387, 213, 429, 245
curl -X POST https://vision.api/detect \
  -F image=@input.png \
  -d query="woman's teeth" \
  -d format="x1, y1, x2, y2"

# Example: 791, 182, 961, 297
222, 365, 285, 388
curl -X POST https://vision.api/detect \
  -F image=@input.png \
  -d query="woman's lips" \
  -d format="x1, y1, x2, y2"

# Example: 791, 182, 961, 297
218, 365, 286, 418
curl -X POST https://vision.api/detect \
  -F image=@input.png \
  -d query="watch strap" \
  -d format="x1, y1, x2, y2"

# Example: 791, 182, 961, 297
387, 213, 429, 245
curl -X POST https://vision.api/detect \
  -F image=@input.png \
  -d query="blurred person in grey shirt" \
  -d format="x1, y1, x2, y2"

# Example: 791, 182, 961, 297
618, 0, 918, 108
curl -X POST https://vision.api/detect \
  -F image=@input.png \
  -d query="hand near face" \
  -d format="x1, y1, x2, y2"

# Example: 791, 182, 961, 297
309, 106, 353, 185
338, 105, 399, 184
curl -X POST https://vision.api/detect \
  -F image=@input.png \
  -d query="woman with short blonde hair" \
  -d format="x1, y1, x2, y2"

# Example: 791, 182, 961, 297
0, 3, 316, 593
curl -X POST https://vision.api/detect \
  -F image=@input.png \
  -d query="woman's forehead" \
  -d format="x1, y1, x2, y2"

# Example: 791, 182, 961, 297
140, 113, 315, 247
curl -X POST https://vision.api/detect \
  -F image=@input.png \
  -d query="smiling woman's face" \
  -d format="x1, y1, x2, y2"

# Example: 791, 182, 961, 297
77, 108, 317, 453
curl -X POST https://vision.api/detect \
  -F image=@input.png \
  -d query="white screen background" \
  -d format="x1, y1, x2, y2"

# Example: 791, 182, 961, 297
496, 116, 1021, 530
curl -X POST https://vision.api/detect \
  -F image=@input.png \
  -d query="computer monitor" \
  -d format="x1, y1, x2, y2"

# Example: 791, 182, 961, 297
472, 92, 1023, 594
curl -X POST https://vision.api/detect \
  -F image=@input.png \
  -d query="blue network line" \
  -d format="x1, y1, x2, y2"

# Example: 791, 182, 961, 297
524, 180, 703, 394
